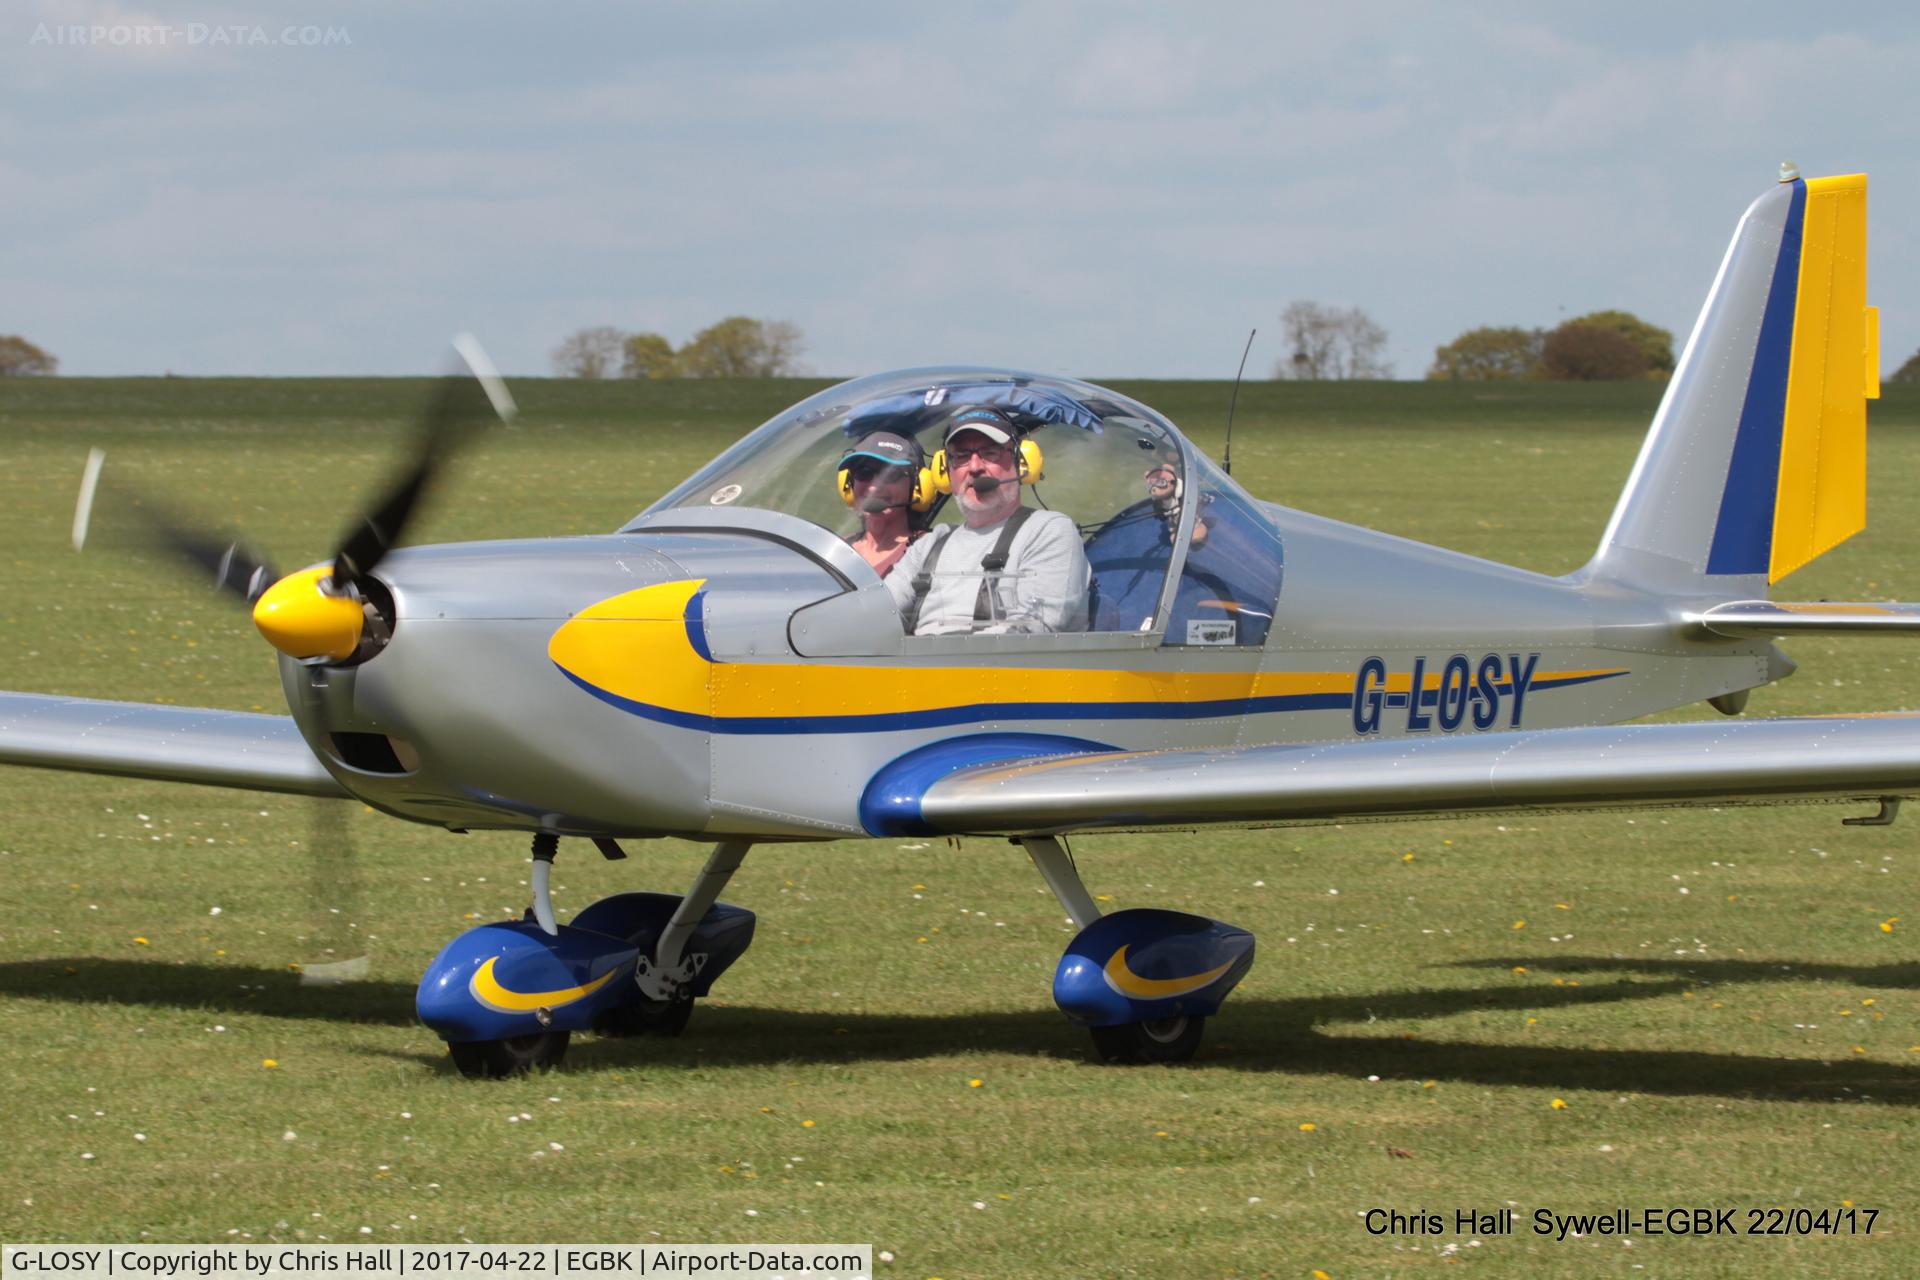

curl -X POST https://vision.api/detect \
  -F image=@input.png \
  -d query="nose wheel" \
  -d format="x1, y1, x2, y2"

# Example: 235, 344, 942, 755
448, 1030, 570, 1078
426, 837, 755, 1078
593, 992, 693, 1039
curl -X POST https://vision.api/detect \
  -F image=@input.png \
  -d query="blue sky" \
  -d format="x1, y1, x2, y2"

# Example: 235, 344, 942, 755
5, 2, 1917, 379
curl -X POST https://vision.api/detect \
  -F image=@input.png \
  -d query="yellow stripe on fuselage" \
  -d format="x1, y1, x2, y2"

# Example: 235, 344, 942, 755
1372, 667, 1623, 693
549, 581, 1347, 719
549, 579, 715, 720
1772, 173, 1874, 583
548, 582, 1623, 726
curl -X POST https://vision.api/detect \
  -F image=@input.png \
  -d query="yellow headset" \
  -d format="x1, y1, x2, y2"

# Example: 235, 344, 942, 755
932, 437, 1045, 495
837, 458, 936, 513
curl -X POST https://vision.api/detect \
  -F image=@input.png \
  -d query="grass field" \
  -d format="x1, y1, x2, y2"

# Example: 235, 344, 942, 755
2, 376, 1918, 1278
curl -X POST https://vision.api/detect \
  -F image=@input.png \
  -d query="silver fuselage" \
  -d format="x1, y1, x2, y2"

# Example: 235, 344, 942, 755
293, 502, 1779, 840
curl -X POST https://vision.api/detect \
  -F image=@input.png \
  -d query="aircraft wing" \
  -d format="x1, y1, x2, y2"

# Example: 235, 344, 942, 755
0, 692, 347, 798
878, 715, 1920, 836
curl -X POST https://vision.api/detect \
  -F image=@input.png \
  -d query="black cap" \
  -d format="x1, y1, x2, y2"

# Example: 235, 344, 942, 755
840, 430, 924, 469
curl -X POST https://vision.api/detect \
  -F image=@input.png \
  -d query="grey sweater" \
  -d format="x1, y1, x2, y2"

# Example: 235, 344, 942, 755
885, 508, 1090, 634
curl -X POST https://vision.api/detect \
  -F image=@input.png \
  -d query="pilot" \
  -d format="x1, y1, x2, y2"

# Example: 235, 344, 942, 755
887, 405, 1090, 634
838, 430, 930, 578
1145, 460, 1208, 546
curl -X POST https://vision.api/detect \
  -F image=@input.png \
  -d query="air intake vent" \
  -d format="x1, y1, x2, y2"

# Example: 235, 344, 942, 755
325, 732, 414, 774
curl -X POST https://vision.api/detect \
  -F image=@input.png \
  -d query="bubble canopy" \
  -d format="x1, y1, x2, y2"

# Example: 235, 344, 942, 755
643, 368, 1283, 645
649, 367, 1181, 521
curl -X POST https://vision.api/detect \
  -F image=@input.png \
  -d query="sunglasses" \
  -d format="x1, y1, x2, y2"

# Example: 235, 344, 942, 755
847, 461, 909, 481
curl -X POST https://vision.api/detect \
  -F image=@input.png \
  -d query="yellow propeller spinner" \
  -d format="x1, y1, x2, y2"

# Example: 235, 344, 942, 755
251, 565, 364, 661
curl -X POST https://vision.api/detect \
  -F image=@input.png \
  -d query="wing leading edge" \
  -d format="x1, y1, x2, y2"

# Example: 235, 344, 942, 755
0, 691, 346, 798
883, 715, 1920, 836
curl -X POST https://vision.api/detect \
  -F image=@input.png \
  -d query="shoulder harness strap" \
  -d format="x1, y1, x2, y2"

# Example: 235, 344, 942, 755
902, 525, 957, 635
974, 505, 1036, 623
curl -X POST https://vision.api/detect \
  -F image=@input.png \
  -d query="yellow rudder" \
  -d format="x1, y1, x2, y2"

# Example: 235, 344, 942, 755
1769, 173, 1874, 583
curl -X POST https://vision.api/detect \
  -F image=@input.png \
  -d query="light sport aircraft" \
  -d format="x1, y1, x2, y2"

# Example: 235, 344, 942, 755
1, 169, 1909, 1076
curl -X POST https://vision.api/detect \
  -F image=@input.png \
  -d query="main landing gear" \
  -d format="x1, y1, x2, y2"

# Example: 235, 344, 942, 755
416, 836, 756, 1078
1019, 835, 1255, 1064
415, 831, 1252, 1076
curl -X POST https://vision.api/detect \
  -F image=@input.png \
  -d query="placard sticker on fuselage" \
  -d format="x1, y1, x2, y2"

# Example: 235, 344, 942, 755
1187, 619, 1237, 646
709, 483, 743, 505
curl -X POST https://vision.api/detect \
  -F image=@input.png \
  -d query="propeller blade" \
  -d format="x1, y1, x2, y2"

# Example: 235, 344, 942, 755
72, 452, 280, 603
331, 335, 515, 589
72, 448, 106, 551
121, 488, 284, 604
299, 796, 369, 986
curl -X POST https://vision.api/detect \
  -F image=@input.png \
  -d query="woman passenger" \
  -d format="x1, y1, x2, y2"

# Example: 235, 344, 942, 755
839, 430, 929, 577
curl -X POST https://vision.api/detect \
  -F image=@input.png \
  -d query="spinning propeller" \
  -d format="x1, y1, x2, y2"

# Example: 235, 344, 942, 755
260, 336, 516, 659
72, 336, 517, 984
78, 335, 516, 658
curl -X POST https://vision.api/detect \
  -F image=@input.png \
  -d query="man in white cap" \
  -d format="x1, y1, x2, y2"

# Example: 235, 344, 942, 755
886, 405, 1089, 634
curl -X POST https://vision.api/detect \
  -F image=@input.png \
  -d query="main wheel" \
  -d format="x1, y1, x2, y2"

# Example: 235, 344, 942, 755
1089, 1015, 1206, 1064
447, 1030, 570, 1078
593, 995, 694, 1039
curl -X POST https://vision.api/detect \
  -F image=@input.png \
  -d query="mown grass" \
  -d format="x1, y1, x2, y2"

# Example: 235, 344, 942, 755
1, 377, 1918, 1277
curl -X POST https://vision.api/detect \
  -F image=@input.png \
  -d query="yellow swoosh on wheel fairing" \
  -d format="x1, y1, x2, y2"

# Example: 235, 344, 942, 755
469, 955, 618, 1013
1101, 945, 1234, 999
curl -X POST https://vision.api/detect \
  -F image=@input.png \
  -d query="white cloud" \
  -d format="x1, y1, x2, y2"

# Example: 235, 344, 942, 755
4, 4, 1918, 376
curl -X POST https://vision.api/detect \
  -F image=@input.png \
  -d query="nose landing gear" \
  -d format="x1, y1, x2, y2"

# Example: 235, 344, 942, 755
448, 1029, 571, 1079
417, 837, 754, 1078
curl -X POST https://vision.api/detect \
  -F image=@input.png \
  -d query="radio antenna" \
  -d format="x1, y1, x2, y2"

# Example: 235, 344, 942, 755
1221, 328, 1255, 476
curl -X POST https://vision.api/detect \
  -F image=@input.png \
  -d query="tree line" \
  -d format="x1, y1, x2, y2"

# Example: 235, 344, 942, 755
0, 335, 58, 375
1427, 311, 1676, 382
551, 317, 805, 379
7, 320, 1920, 383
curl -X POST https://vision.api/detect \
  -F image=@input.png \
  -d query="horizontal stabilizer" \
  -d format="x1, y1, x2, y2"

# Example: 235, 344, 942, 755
0, 691, 346, 798
1690, 600, 1920, 637
894, 715, 1920, 835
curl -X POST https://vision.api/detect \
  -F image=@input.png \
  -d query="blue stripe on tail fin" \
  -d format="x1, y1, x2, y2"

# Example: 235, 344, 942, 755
1704, 179, 1805, 575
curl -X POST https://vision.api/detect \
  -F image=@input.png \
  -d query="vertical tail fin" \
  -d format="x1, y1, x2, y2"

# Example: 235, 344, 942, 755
1589, 172, 1878, 592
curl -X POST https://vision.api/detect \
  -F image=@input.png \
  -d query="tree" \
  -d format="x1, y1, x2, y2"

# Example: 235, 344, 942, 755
1540, 321, 1649, 381
550, 326, 626, 379
1564, 309, 1674, 377
677, 316, 807, 378
1272, 301, 1391, 380
0, 335, 58, 376
621, 332, 679, 379
1889, 349, 1920, 384
1426, 326, 1543, 381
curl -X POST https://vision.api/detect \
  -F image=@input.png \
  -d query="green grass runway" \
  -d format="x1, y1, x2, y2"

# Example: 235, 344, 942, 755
1, 377, 1918, 1277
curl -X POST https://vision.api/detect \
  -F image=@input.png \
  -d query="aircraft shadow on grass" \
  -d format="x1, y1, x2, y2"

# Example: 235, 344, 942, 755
1459, 954, 1920, 989
5, 956, 1916, 1105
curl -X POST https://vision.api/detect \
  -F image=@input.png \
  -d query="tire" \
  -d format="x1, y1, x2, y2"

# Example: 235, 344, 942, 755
447, 1030, 570, 1078
593, 995, 694, 1039
1089, 1015, 1206, 1065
